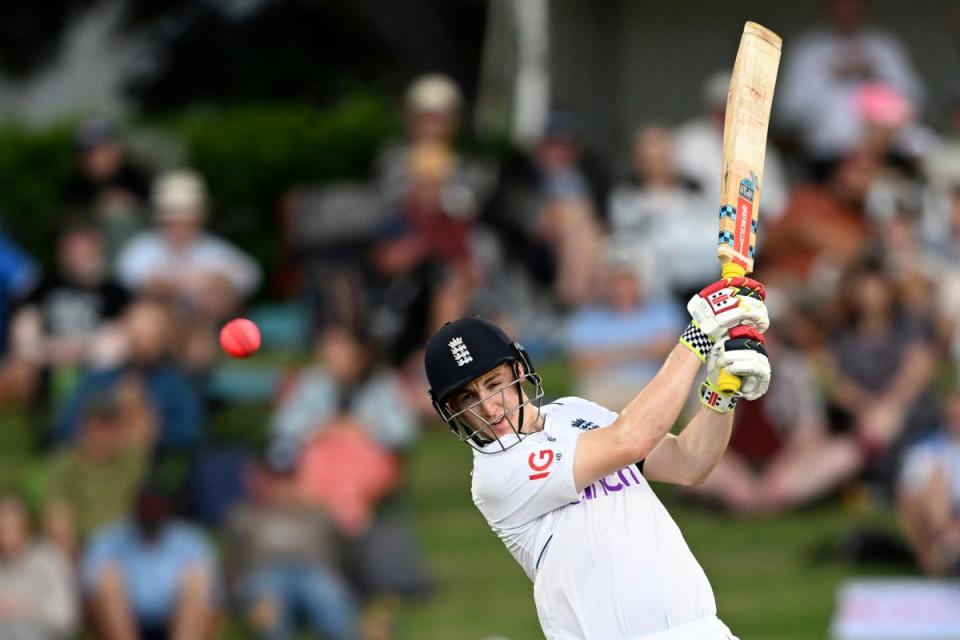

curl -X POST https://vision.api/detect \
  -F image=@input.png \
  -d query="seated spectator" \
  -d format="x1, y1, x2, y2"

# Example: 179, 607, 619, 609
117, 170, 262, 373
691, 304, 863, 514
0, 492, 78, 640
776, 0, 925, 169
898, 387, 960, 575
43, 386, 153, 558
9, 218, 130, 405
563, 256, 684, 411
762, 150, 877, 293
272, 325, 432, 610
224, 442, 357, 640
295, 416, 432, 619
376, 73, 491, 213
83, 485, 219, 640
271, 324, 418, 453
608, 124, 714, 301
0, 228, 38, 406
65, 117, 151, 262
819, 259, 938, 492
54, 296, 206, 452
369, 143, 482, 364
484, 107, 606, 307
297, 416, 400, 537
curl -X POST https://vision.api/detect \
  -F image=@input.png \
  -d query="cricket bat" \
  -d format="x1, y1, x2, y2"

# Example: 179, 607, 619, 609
717, 21, 781, 394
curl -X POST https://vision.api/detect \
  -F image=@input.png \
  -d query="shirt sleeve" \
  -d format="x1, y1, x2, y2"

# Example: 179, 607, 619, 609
472, 431, 583, 530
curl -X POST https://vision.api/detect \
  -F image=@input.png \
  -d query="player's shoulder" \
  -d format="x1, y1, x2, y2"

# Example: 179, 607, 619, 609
542, 396, 619, 428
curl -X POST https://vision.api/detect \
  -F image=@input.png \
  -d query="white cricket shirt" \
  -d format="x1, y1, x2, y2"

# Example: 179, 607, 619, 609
471, 396, 716, 640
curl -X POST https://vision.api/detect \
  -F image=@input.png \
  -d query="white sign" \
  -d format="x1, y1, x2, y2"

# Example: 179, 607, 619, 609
831, 579, 960, 640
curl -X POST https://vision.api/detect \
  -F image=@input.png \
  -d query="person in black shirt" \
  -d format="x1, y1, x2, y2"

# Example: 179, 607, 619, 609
8, 219, 130, 405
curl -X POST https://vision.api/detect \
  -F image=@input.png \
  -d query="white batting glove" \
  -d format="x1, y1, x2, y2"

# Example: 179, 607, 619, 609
699, 326, 771, 413
687, 276, 770, 342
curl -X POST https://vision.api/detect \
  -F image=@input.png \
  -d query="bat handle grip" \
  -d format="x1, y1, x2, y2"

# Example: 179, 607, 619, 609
718, 262, 747, 394
717, 370, 742, 394
721, 262, 746, 280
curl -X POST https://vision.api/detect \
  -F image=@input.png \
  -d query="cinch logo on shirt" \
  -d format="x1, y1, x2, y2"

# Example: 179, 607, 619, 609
448, 337, 473, 367
581, 465, 643, 500
571, 418, 599, 431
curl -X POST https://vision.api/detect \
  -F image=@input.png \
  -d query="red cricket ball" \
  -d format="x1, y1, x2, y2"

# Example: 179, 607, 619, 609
220, 318, 261, 358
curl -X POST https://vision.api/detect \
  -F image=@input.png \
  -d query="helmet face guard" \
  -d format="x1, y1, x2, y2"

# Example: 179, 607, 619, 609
425, 317, 545, 453
432, 353, 544, 453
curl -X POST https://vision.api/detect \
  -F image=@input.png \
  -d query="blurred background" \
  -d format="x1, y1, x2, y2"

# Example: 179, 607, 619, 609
0, 0, 959, 638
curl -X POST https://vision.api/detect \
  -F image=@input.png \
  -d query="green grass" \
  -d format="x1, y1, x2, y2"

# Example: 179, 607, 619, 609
396, 427, 913, 640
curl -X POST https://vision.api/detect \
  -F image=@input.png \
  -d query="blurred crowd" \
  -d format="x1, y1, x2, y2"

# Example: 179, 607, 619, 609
1, 0, 960, 638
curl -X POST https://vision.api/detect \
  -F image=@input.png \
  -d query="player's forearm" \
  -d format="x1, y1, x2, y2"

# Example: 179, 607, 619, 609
615, 343, 702, 460
672, 406, 735, 484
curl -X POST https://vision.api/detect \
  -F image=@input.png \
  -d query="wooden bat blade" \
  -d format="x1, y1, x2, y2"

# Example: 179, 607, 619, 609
718, 21, 781, 279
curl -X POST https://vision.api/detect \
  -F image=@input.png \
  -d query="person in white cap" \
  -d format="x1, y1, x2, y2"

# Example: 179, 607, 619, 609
376, 73, 491, 217
115, 170, 263, 373
115, 170, 261, 320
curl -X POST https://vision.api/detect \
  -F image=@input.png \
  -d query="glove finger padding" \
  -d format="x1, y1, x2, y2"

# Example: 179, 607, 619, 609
709, 329, 771, 401
687, 277, 770, 342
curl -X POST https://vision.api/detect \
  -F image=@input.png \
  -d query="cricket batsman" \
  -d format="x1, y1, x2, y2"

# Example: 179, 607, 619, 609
423, 276, 771, 639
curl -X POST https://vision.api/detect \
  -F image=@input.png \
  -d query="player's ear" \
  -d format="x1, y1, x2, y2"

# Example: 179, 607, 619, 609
513, 359, 526, 378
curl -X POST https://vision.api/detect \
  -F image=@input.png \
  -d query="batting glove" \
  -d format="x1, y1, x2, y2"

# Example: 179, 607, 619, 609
699, 326, 771, 413
687, 276, 769, 343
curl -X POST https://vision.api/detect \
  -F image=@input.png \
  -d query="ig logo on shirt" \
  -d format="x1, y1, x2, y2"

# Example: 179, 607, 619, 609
528, 450, 554, 480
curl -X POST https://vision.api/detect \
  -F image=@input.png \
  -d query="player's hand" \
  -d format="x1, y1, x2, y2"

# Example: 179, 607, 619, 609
699, 326, 771, 412
687, 276, 769, 342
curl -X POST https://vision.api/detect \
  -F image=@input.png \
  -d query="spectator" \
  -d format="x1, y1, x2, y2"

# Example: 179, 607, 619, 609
563, 254, 685, 411
8, 218, 130, 405
43, 386, 153, 558
297, 416, 401, 538
376, 73, 491, 213
484, 107, 606, 307
117, 170, 262, 373
898, 387, 960, 575
673, 69, 788, 220
778, 0, 925, 168
116, 170, 261, 320
54, 296, 206, 452
224, 442, 357, 640
0, 227, 38, 406
369, 143, 483, 364
762, 150, 877, 293
271, 324, 418, 452
83, 485, 219, 640
918, 132, 960, 358
0, 492, 78, 640
608, 124, 713, 301
819, 259, 938, 492
64, 118, 151, 262
691, 302, 863, 514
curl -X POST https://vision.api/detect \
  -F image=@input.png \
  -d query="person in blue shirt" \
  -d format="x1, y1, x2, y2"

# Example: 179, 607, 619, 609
54, 296, 205, 451
82, 485, 219, 640
564, 256, 686, 411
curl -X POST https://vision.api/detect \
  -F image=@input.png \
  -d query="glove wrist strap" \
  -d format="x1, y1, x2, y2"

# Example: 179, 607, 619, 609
679, 322, 713, 363
699, 381, 738, 413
